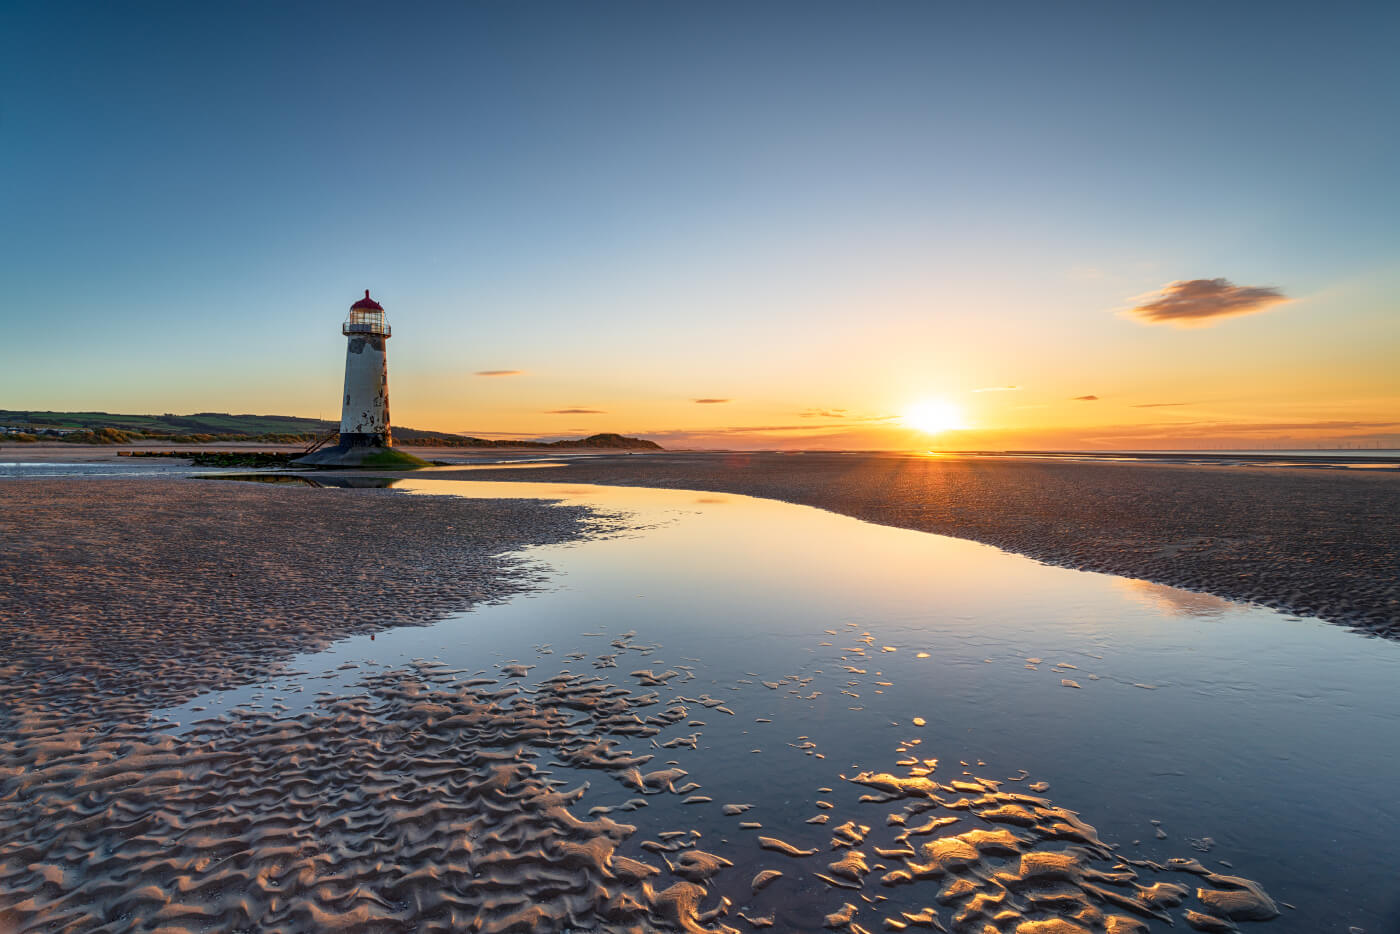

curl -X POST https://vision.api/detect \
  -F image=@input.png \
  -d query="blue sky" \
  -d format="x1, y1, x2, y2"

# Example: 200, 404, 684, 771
2, 1, 1396, 447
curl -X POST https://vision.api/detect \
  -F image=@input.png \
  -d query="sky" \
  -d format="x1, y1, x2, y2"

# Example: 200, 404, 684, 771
2, 0, 1397, 450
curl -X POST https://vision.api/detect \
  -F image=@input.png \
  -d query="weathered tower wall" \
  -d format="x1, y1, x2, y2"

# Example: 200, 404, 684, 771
340, 333, 391, 447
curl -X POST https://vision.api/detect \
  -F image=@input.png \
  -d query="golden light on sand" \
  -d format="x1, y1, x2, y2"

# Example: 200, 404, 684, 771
902, 399, 966, 435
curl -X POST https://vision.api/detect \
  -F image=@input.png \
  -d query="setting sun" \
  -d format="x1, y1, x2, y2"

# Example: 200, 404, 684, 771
902, 399, 967, 435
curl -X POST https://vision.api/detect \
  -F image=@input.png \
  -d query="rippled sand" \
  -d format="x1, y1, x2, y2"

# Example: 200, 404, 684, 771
0, 477, 1285, 932
1, 630, 1281, 933
1, 661, 725, 931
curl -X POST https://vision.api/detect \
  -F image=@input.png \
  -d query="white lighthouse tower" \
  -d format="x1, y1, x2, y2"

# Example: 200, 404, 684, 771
297, 290, 417, 466
338, 290, 392, 448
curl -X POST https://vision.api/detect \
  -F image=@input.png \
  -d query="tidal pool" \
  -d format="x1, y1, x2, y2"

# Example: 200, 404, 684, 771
158, 479, 1400, 933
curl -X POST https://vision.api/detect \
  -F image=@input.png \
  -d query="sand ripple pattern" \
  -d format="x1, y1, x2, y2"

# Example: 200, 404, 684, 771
811, 766, 1280, 932
0, 665, 735, 933
0, 653, 1283, 933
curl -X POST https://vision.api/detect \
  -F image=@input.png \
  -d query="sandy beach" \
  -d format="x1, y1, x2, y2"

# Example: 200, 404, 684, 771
0, 476, 595, 716
431, 452, 1400, 636
0, 472, 1308, 932
0, 476, 628, 931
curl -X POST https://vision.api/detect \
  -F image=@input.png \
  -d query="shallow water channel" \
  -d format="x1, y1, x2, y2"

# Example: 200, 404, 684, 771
160, 479, 1400, 933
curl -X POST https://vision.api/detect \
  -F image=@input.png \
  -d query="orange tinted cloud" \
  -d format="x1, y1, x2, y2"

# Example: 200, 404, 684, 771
476, 369, 523, 376
545, 408, 604, 414
692, 398, 730, 404
1072, 395, 1099, 401
1126, 278, 1287, 326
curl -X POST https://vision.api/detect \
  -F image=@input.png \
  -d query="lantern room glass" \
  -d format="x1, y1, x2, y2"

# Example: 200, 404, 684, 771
343, 308, 390, 336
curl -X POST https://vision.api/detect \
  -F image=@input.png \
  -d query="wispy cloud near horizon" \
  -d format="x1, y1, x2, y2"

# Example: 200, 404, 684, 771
1125, 278, 1288, 327
545, 408, 604, 415
1072, 395, 1100, 401
692, 398, 730, 404
475, 369, 523, 377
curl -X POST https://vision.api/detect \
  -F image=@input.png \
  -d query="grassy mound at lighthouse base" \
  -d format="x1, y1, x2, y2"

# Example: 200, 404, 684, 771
354, 448, 432, 469
292, 444, 431, 469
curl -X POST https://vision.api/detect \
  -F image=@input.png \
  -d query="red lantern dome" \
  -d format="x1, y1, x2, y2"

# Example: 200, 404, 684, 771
351, 289, 383, 311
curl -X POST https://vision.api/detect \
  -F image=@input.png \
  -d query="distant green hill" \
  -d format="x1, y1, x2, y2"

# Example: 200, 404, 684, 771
0, 410, 334, 436
0, 410, 662, 450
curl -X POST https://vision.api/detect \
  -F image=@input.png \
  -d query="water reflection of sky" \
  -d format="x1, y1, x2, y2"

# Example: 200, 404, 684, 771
1115, 578, 1236, 617
158, 479, 1400, 933
0, 461, 199, 477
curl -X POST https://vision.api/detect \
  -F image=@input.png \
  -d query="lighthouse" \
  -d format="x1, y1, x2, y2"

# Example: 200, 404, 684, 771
339, 290, 392, 448
297, 290, 422, 467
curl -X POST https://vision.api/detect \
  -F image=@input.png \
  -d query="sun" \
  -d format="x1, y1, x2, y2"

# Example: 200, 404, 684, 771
902, 399, 966, 435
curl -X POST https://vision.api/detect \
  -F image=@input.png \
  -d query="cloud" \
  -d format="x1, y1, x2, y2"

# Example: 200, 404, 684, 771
973, 386, 1020, 393
544, 408, 604, 415
801, 408, 849, 418
692, 398, 730, 404
1125, 278, 1287, 326
476, 369, 523, 377
1133, 402, 1190, 408
1072, 395, 1099, 401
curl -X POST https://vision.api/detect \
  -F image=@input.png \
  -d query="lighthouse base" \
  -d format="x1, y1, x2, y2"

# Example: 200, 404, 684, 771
293, 441, 430, 469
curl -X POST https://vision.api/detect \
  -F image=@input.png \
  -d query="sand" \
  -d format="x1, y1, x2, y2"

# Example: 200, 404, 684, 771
0, 659, 728, 932
0, 470, 1304, 929
0, 476, 649, 931
428, 452, 1400, 635
0, 474, 1289, 932
0, 619, 1283, 933
0, 477, 592, 716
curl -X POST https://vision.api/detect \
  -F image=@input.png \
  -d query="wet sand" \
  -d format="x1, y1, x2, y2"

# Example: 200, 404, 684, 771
428, 452, 1400, 636
0, 475, 1293, 932
0, 477, 593, 716
2, 655, 1280, 933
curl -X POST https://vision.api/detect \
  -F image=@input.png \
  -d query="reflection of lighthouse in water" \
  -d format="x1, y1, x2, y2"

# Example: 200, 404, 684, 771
339, 290, 392, 448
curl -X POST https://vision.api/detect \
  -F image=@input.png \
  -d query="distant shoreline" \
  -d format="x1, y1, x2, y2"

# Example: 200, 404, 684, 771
6, 441, 1397, 469
933, 449, 1400, 468
0, 442, 669, 463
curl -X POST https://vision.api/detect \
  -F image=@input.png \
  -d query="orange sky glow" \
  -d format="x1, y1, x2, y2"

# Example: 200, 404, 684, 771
3, 5, 1396, 452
